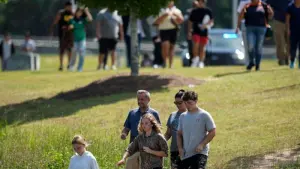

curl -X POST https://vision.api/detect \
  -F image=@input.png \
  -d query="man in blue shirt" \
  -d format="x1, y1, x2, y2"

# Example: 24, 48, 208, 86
267, 0, 292, 66
286, 0, 300, 69
120, 90, 160, 143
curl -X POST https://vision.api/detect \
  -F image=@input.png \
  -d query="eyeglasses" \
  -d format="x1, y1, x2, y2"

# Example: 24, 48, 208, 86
174, 101, 183, 105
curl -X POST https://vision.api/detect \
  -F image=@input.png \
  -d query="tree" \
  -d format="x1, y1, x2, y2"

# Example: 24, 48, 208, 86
0, 0, 7, 3
78, 0, 170, 76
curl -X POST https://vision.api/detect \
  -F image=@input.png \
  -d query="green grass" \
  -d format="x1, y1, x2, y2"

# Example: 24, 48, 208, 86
0, 55, 300, 169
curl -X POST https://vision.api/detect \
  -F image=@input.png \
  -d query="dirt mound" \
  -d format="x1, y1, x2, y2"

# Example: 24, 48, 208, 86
55, 74, 204, 100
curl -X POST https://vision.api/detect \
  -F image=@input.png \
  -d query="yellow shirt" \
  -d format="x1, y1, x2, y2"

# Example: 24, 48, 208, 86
158, 7, 182, 30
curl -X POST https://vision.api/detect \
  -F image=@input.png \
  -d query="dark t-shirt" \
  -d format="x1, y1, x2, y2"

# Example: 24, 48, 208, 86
286, 3, 300, 34
58, 10, 74, 38
244, 2, 269, 27
189, 7, 213, 37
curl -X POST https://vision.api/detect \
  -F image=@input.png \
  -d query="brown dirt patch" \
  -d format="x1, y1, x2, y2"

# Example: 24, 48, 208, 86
54, 74, 204, 100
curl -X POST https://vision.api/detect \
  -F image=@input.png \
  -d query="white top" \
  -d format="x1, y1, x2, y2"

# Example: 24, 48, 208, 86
22, 39, 36, 52
2, 40, 12, 60
147, 16, 158, 37
126, 19, 145, 37
237, 0, 251, 23
158, 6, 182, 30
68, 151, 100, 169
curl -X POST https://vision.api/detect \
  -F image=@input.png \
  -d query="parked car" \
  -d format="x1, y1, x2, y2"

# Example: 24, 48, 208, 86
180, 28, 246, 66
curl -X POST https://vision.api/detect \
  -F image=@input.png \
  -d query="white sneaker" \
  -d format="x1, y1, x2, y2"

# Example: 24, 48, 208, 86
112, 65, 117, 70
104, 65, 109, 70
198, 61, 205, 68
191, 57, 200, 67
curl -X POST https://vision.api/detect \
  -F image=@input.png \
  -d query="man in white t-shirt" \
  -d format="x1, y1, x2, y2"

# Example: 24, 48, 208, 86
154, 1, 184, 68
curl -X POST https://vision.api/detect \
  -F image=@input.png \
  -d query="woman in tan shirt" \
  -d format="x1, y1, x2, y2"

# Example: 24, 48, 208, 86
117, 113, 168, 169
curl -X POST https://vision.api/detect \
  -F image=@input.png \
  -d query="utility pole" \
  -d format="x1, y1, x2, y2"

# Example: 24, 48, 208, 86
232, 0, 238, 29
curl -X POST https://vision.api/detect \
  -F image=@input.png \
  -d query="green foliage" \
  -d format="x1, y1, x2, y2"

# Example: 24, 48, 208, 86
78, 0, 171, 17
0, 0, 7, 3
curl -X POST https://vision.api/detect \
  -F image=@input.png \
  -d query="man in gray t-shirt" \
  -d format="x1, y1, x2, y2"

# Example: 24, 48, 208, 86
96, 8, 124, 70
177, 91, 216, 169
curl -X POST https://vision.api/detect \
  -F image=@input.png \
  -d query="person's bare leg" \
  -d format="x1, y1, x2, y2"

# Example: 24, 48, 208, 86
67, 50, 72, 67
59, 50, 64, 70
191, 42, 200, 67
161, 41, 170, 68
111, 50, 116, 69
199, 43, 206, 68
169, 44, 175, 68
98, 53, 104, 69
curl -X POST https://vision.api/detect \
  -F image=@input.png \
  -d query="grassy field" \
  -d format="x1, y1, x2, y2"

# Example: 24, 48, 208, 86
0, 55, 300, 169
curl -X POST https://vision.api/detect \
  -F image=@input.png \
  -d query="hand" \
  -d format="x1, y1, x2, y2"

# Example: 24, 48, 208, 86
116, 159, 125, 166
196, 144, 204, 153
267, 5, 272, 14
200, 24, 207, 30
84, 7, 89, 12
235, 27, 240, 34
187, 32, 192, 40
120, 133, 127, 140
178, 148, 184, 158
143, 146, 153, 154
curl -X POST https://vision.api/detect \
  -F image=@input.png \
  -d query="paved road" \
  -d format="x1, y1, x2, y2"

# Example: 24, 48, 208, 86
12, 36, 277, 59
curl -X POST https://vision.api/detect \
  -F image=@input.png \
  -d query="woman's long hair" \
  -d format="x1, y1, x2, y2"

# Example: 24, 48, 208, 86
138, 113, 161, 134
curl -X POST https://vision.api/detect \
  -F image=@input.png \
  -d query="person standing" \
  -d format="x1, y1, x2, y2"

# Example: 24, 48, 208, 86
0, 32, 15, 71
120, 90, 160, 143
96, 8, 124, 70
286, 0, 300, 69
177, 91, 216, 169
267, 0, 292, 66
236, 0, 274, 71
164, 90, 186, 169
188, 0, 214, 68
154, 1, 184, 68
50, 1, 74, 71
69, 7, 93, 72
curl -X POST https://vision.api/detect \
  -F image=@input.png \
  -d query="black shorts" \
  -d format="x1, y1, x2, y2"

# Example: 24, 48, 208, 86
159, 29, 178, 44
99, 38, 117, 54
59, 31, 73, 54
179, 154, 208, 169
171, 151, 182, 169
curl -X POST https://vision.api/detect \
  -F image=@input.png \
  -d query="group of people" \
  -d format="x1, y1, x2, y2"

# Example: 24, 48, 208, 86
0, 31, 36, 71
236, 0, 300, 70
68, 90, 216, 169
46, 0, 215, 72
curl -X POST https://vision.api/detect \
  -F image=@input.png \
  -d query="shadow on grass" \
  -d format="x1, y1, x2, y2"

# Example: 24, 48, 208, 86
0, 74, 204, 126
214, 68, 286, 78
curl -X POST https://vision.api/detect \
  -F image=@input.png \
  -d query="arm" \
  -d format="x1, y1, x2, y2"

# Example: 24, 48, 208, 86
267, 5, 274, 20
84, 8, 93, 22
164, 127, 172, 141
153, 12, 169, 25
236, 7, 246, 33
286, 13, 291, 35
144, 134, 168, 157
50, 11, 61, 35
96, 21, 101, 40
90, 157, 100, 169
196, 128, 216, 152
172, 11, 184, 24
119, 23, 124, 41
117, 138, 139, 166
